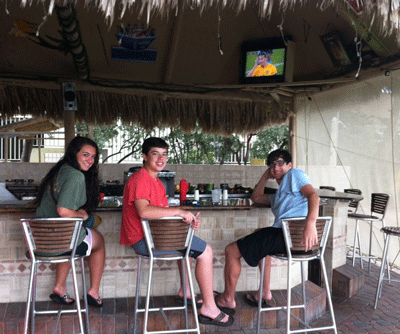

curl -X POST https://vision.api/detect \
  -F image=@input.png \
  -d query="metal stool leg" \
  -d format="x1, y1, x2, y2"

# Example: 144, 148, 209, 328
374, 234, 391, 309
186, 255, 200, 332
143, 256, 154, 334
134, 256, 142, 334
71, 258, 85, 334
256, 257, 266, 334
31, 263, 37, 334
352, 219, 363, 268
320, 255, 338, 334
81, 257, 90, 334
300, 261, 307, 327
286, 257, 292, 334
181, 259, 189, 329
23, 260, 35, 334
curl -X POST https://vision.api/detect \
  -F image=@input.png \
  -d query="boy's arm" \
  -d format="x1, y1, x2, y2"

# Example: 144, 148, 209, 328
135, 199, 200, 227
251, 168, 272, 205
300, 184, 320, 251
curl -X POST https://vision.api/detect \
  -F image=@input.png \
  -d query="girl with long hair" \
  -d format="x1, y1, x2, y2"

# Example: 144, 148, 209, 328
35, 136, 105, 307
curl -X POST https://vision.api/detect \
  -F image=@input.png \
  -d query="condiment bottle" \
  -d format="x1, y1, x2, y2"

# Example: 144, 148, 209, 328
180, 178, 189, 205
194, 189, 200, 201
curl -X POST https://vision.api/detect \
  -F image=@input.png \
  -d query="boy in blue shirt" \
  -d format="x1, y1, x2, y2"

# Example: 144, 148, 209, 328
216, 149, 320, 312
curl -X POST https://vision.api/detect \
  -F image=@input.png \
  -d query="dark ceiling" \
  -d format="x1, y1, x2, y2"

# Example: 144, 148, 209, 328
1, 1, 398, 87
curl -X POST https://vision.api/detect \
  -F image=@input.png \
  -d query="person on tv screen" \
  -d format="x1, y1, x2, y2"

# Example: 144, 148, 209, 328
247, 50, 277, 77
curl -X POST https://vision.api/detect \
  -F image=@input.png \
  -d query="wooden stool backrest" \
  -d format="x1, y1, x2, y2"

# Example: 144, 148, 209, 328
282, 217, 332, 254
371, 193, 390, 217
146, 218, 190, 251
21, 218, 82, 255
344, 189, 362, 211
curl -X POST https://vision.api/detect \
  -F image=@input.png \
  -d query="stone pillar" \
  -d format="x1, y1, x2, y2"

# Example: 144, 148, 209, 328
320, 199, 349, 287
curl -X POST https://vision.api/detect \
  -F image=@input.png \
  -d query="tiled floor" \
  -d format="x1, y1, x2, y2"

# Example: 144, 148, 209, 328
3, 258, 400, 334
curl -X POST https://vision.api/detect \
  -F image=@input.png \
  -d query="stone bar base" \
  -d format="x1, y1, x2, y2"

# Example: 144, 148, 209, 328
332, 264, 365, 299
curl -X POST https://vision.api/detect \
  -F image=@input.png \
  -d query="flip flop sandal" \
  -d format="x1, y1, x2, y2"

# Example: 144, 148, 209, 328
198, 311, 234, 327
175, 295, 202, 308
244, 293, 272, 308
214, 292, 235, 315
50, 293, 75, 305
87, 293, 103, 307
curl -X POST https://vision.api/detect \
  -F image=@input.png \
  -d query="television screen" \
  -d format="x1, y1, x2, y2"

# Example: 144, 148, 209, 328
245, 48, 286, 77
239, 37, 294, 85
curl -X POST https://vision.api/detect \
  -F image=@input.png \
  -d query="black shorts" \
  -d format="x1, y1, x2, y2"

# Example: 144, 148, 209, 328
237, 227, 286, 267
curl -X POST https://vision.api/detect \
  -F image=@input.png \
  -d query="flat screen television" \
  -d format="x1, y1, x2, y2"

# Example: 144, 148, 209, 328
239, 37, 295, 85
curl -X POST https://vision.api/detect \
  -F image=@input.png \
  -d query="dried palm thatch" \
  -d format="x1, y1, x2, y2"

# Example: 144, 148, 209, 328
0, 83, 292, 135
19, 1, 400, 40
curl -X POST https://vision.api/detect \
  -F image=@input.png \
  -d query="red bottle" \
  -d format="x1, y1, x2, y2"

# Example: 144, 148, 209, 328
180, 178, 189, 205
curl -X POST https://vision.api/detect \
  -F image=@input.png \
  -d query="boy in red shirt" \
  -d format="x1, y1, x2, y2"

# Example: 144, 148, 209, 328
121, 137, 233, 327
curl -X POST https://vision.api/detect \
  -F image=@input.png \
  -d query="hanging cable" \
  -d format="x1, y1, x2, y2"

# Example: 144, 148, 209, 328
277, 12, 287, 46
217, 6, 223, 55
36, 2, 49, 37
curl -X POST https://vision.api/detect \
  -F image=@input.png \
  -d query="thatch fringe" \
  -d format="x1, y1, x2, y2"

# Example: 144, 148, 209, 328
19, 1, 400, 41
0, 84, 292, 135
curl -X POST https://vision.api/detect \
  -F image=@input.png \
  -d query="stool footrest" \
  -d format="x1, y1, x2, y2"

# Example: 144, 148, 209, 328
136, 305, 187, 313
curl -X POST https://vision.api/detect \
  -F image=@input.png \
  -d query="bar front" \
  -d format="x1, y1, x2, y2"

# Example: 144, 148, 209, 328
0, 192, 355, 303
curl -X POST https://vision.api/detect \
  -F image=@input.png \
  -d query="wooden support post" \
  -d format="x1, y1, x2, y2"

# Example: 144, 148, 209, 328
64, 110, 75, 150
289, 113, 296, 167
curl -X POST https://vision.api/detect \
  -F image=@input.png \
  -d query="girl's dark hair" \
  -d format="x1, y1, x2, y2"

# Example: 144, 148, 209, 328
35, 136, 100, 213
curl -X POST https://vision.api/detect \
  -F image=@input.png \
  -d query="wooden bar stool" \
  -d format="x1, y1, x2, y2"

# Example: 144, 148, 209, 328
256, 217, 337, 334
134, 217, 200, 334
374, 226, 400, 309
21, 218, 90, 334
348, 193, 389, 274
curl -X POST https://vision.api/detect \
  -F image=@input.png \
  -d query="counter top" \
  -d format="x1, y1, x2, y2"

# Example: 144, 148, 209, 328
0, 202, 253, 213
0, 188, 362, 214
265, 187, 363, 202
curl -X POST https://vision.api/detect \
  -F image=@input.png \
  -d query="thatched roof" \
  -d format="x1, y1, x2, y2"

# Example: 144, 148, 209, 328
2, 0, 399, 135
0, 79, 293, 135
19, 0, 400, 38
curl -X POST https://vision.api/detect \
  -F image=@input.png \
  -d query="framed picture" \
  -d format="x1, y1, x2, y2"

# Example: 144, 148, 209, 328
320, 32, 352, 67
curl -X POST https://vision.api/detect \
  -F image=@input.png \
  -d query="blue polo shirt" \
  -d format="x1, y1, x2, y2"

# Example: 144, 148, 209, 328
270, 168, 311, 228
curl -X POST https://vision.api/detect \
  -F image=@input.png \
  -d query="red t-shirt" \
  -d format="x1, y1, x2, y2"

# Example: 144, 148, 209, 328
120, 167, 169, 245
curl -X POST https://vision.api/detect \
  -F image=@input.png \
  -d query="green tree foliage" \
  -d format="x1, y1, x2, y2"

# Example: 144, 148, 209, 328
166, 126, 216, 164
251, 124, 289, 159
77, 122, 289, 164
75, 124, 118, 150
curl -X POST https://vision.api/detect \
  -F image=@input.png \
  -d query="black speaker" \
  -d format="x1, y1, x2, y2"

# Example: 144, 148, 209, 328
62, 82, 78, 111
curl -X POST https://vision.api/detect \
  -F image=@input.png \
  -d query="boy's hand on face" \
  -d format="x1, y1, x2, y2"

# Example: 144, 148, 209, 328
263, 168, 274, 180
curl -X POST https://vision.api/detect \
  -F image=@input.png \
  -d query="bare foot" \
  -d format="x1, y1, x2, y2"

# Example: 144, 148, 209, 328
215, 293, 236, 310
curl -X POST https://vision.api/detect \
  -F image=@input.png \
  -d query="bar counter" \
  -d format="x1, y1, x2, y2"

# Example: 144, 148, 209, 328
0, 190, 360, 303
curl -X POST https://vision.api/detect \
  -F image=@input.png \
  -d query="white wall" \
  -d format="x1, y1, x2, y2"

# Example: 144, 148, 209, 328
295, 70, 400, 267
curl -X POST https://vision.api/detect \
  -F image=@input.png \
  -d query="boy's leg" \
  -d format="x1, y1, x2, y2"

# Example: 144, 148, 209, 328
261, 256, 273, 301
177, 258, 197, 300
195, 244, 230, 323
216, 241, 242, 309
246, 256, 272, 303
